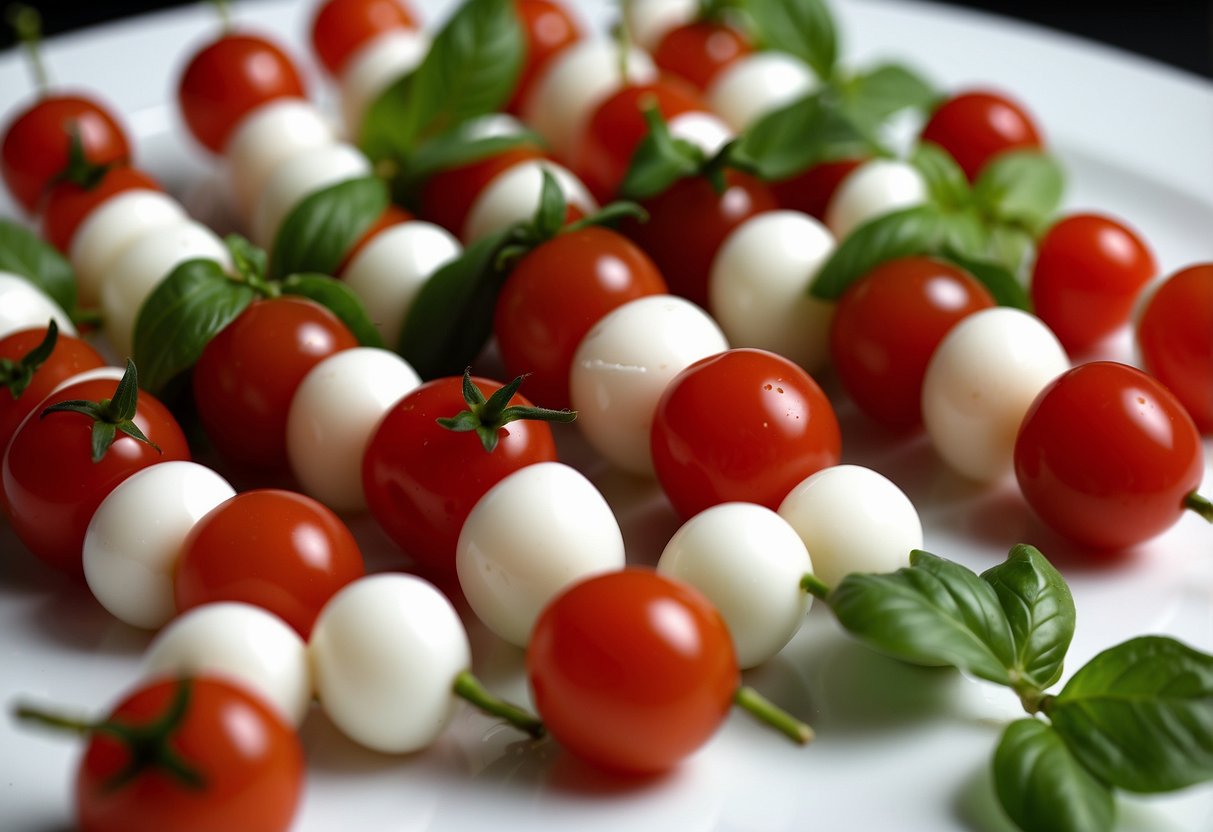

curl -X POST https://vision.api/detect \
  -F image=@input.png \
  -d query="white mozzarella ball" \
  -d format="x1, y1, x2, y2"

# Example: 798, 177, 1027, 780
522, 39, 656, 160
252, 142, 372, 248
658, 503, 812, 669
309, 573, 471, 753
708, 52, 819, 131
624, 0, 697, 51
570, 295, 728, 476
922, 308, 1069, 482
667, 111, 734, 157
342, 220, 461, 346
144, 602, 312, 726
709, 210, 836, 373
0, 272, 75, 340
457, 462, 625, 647
340, 29, 430, 139
100, 219, 230, 358
287, 348, 421, 512
83, 462, 235, 630
454, 112, 529, 142
825, 158, 928, 241
70, 190, 186, 307
778, 465, 923, 589
225, 99, 337, 223
462, 159, 596, 243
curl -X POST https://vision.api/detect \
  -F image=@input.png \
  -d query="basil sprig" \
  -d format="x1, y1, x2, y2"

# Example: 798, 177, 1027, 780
742, 0, 838, 81
269, 177, 389, 280
0, 219, 77, 316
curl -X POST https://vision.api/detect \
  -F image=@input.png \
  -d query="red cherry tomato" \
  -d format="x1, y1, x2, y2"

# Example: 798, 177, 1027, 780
418, 145, 544, 237
770, 157, 865, 222
527, 568, 738, 774
1, 94, 130, 214
192, 297, 358, 472
336, 203, 414, 275
1031, 213, 1157, 355
621, 169, 777, 309
506, 0, 583, 114
74, 676, 303, 832
1013, 361, 1205, 552
178, 33, 307, 154
493, 225, 667, 409
919, 89, 1042, 181
2, 374, 190, 576
651, 348, 842, 519
1138, 264, 1213, 433
41, 166, 162, 253
310, 0, 419, 77
830, 256, 996, 430
362, 375, 559, 574
175, 489, 365, 638
653, 21, 751, 92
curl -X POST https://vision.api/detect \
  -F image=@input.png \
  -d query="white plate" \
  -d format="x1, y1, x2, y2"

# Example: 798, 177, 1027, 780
1, 1, 1211, 830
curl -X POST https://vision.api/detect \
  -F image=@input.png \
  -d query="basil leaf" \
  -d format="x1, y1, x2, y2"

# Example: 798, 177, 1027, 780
728, 92, 869, 182
225, 234, 267, 283
980, 545, 1074, 692
618, 106, 705, 201
912, 142, 970, 210
810, 204, 950, 299
1047, 636, 1213, 793
397, 128, 543, 204
281, 273, 385, 349
0, 219, 77, 314
988, 224, 1035, 280
743, 0, 838, 81
840, 63, 938, 140
973, 150, 1064, 234
994, 719, 1115, 832
132, 259, 256, 395
269, 177, 389, 280
941, 248, 1032, 311
828, 550, 1017, 685
360, 0, 523, 163
533, 168, 568, 239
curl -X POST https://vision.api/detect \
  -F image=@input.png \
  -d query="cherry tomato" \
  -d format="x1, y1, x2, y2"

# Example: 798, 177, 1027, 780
527, 568, 738, 774
830, 256, 996, 430
310, 0, 419, 77
651, 348, 842, 520
362, 374, 559, 574
493, 225, 667, 409
621, 169, 777, 309
178, 33, 307, 154
1, 94, 130, 214
335, 203, 414, 275
73, 676, 303, 832
192, 297, 358, 472
418, 145, 544, 237
769, 157, 865, 222
919, 90, 1042, 181
41, 166, 162, 253
1013, 361, 1205, 551
505, 0, 583, 114
1138, 264, 1213, 433
653, 21, 751, 92
175, 489, 365, 638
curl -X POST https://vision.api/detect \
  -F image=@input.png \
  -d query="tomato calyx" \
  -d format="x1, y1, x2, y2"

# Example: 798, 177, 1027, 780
0, 318, 57, 399
696, 0, 745, 24
733, 685, 814, 744
50, 127, 113, 191
436, 368, 575, 453
452, 670, 545, 738
41, 358, 161, 462
619, 103, 740, 202
1186, 492, 1213, 524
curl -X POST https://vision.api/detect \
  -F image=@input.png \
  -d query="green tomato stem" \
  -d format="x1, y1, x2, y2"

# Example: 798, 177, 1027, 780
733, 686, 814, 745
1184, 492, 1213, 524
9, 5, 49, 93
453, 671, 545, 739
800, 573, 831, 600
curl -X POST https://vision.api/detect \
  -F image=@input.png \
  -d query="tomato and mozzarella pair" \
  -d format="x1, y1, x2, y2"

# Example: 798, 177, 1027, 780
0, 273, 77, 340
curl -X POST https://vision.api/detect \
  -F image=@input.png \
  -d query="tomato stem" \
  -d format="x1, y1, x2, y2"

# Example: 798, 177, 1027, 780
800, 573, 831, 600
8, 4, 49, 93
41, 358, 161, 462
452, 670, 545, 739
0, 319, 58, 400
733, 686, 814, 745
1185, 492, 1213, 523
210, 0, 233, 32
436, 368, 575, 453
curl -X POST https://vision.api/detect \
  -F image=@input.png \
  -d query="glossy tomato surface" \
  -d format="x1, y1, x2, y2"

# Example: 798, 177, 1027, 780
41, 166, 162, 253
310, 0, 418, 77
651, 348, 842, 519
418, 145, 544, 237
1138, 263, 1213, 433
336, 203, 414, 275
1013, 361, 1205, 551
919, 89, 1042, 181
654, 21, 751, 92
506, 0, 583, 114
76, 676, 303, 832
770, 157, 865, 221
527, 568, 738, 774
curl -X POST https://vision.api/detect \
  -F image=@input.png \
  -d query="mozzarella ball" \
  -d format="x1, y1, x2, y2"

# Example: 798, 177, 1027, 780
225, 99, 337, 223
454, 113, 529, 142
0, 272, 75, 340
922, 307, 1069, 482
778, 465, 922, 589
342, 220, 461, 346
825, 158, 928, 241
522, 39, 657, 160
252, 142, 372, 248
143, 602, 312, 726
458, 462, 625, 647
624, 0, 697, 51
709, 210, 836, 373
667, 111, 734, 158
708, 52, 819, 131
84, 462, 235, 630
287, 348, 421, 512
70, 190, 186, 307
658, 503, 812, 669
570, 295, 728, 476
462, 159, 596, 243
340, 29, 430, 139
309, 573, 471, 753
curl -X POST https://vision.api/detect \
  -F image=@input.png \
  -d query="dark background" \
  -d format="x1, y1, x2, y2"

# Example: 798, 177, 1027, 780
2, 0, 1211, 79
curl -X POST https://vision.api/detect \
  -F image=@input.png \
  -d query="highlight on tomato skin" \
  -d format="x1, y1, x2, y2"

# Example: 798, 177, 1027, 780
919, 89, 1043, 181
1136, 263, 1213, 433
310, 0, 420, 78
505, 0, 584, 114
653, 20, 752, 93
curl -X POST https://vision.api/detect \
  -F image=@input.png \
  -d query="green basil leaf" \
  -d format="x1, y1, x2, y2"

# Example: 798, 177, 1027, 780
810, 204, 950, 299
912, 142, 970, 210
132, 259, 256, 395
360, 0, 523, 162
940, 206, 991, 258
397, 128, 543, 205
980, 545, 1074, 691
828, 550, 1017, 685
225, 234, 267, 283
742, 0, 838, 81
269, 177, 389, 280
618, 106, 706, 201
988, 224, 1036, 280
0, 219, 77, 314
729, 92, 869, 182
1048, 636, 1213, 793
940, 248, 1032, 311
994, 719, 1115, 832
281, 273, 385, 349
840, 63, 938, 140
533, 168, 568, 239
973, 150, 1064, 234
